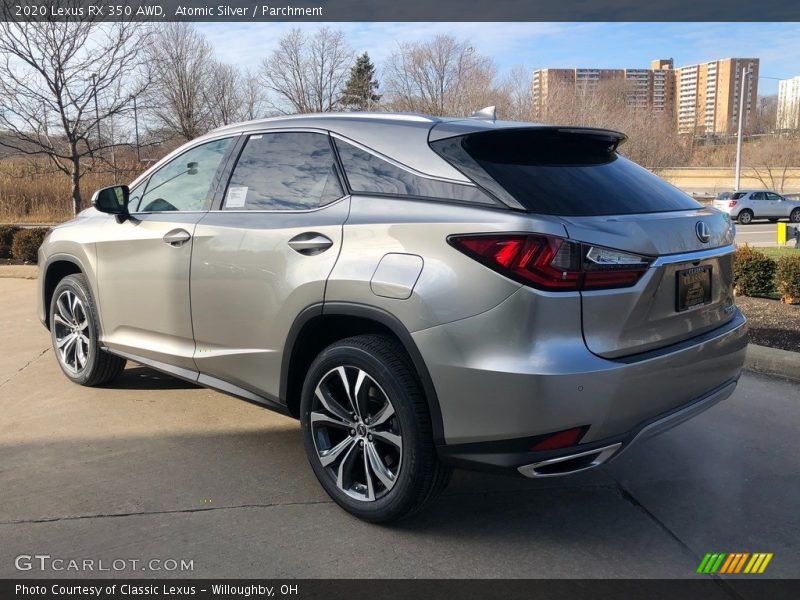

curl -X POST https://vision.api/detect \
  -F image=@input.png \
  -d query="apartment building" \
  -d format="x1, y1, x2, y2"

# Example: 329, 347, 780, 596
777, 75, 800, 130
531, 62, 673, 120
675, 58, 759, 135
531, 57, 759, 135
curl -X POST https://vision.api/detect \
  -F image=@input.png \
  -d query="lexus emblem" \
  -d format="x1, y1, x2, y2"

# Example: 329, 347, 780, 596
695, 221, 711, 243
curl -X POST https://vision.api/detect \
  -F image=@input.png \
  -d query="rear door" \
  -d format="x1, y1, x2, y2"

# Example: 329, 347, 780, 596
190, 130, 349, 400
749, 192, 767, 217
94, 136, 237, 373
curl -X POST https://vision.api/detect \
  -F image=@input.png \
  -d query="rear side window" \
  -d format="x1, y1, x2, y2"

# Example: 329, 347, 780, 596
731, 192, 747, 200
431, 129, 701, 216
224, 132, 343, 211
334, 138, 498, 205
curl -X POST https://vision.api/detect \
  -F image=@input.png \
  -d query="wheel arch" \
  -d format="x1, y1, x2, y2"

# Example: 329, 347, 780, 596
41, 254, 88, 330
281, 302, 446, 445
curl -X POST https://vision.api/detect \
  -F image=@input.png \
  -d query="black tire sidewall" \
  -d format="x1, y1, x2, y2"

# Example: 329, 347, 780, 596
300, 340, 427, 521
791, 209, 800, 223
739, 210, 753, 224
49, 275, 100, 385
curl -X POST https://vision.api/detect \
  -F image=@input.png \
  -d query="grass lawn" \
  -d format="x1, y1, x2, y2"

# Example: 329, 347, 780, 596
753, 246, 800, 260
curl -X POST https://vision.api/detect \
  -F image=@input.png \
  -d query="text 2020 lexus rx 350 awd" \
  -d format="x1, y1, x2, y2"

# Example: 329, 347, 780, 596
38, 112, 748, 522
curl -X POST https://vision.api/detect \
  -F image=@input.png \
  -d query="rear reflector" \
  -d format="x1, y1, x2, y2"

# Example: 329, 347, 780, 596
531, 426, 586, 451
449, 233, 652, 291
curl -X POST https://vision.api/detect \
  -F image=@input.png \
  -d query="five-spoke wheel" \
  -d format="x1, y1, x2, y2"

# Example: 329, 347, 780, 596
53, 289, 90, 374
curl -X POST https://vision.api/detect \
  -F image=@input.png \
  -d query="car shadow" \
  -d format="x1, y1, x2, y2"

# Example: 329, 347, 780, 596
103, 365, 201, 390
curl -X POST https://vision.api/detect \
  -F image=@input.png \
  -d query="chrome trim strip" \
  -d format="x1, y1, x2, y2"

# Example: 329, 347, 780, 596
517, 443, 622, 478
651, 244, 736, 267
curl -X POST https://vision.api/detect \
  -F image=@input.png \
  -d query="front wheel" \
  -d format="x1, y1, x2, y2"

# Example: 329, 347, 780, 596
49, 274, 126, 386
737, 210, 753, 225
300, 335, 451, 522
791, 208, 800, 223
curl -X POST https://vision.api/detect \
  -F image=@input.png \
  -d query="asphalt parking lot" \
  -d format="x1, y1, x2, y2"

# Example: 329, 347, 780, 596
0, 277, 798, 582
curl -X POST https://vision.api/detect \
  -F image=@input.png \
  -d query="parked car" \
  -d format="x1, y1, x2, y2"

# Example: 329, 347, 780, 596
38, 113, 748, 522
712, 190, 800, 224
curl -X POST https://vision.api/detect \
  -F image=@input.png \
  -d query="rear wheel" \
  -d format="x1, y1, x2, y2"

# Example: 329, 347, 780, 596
737, 210, 753, 225
791, 208, 800, 223
300, 334, 451, 522
49, 274, 126, 386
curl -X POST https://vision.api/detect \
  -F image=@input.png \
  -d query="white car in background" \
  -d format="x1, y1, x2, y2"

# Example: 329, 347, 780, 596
713, 190, 800, 225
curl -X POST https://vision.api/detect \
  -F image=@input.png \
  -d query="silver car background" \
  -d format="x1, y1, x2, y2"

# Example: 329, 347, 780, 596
38, 113, 748, 522
713, 190, 800, 224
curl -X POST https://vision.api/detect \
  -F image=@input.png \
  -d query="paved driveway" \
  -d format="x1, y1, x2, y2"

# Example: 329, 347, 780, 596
0, 278, 797, 581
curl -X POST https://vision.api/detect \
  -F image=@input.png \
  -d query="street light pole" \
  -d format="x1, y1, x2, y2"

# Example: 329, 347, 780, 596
734, 66, 748, 191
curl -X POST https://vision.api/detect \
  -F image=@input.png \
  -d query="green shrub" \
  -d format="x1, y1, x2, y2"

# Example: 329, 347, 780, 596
11, 227, 49, 263
775, 253, 800, 304
733, 245, 776, 297
0, 224, 20, 258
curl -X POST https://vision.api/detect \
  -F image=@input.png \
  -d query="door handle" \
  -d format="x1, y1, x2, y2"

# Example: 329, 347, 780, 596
288, 232, 333, 255
163, 228, 192, 247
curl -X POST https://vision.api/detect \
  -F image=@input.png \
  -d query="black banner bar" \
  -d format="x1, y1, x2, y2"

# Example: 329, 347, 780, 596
1, 0, 800, 22
2, 580, 800, 600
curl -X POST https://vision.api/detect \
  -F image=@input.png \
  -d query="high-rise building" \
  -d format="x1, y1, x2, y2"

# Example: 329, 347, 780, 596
675, 58, 759, 135
531, 57, 759, 135
777, 76, 800, 130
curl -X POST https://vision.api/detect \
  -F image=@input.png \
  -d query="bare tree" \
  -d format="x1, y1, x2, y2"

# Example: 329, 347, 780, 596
147, 23, 213, 141
746, 134, 800, 192
241, 69, 267, 121
497, 65, 534, 122
260, 27, 353, 114
206, 62, 243, 129
383, 36, 501, 116
0, 16, 150, 213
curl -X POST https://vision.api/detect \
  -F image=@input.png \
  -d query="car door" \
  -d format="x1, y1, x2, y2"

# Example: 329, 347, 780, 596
190, 130, 349, 401
748, 192, 766, 218
765, 192, 786, 217
94, 136, 238, 375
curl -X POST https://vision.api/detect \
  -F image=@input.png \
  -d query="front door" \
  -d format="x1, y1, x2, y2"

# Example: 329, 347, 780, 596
94, 136, 237, 374
190, 131, 349, 400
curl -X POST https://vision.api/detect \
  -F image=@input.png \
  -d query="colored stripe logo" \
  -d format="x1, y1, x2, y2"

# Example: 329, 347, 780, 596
697, 552, 773, 574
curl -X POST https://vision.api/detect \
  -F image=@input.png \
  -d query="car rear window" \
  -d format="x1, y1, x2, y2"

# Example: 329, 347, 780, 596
430, 129, 701, 216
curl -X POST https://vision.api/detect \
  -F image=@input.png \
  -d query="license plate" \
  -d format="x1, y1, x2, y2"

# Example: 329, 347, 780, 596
676, 265, 712, 312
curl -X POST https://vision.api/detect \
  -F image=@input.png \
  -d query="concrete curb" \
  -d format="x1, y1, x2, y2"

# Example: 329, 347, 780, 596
0, 264, 38, 279
745, 343, 800, 382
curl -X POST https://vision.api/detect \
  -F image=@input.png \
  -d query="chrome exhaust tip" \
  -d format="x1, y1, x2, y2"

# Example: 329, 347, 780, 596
517, 442, 622, 478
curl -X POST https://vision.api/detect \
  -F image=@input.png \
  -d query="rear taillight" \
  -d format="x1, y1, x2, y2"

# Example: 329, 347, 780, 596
449, 233, 652, 291
729, 200, 738, 207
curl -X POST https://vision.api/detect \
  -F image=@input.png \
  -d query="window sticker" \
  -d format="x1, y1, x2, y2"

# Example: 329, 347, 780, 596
226, 186, 248, 208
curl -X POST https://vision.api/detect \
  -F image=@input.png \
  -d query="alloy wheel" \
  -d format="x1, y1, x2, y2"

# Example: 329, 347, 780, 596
53, 290, 90, 374
310, 366, 403, 502
739, 211, 752, 224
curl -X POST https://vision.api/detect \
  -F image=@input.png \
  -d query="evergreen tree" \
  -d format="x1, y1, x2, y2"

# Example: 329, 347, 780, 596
340, 52, 381, 111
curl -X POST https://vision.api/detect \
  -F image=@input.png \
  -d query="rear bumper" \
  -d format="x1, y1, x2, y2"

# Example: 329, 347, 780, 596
412, 287, 748, 473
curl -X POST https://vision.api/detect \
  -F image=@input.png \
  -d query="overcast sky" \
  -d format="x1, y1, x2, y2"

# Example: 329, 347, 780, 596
196, 22, 800, 95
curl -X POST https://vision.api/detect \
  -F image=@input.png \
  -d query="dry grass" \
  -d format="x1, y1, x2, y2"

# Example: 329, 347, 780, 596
0, 159, 144, 224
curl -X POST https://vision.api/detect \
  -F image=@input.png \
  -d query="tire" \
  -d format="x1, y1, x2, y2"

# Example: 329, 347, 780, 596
737, 210, 753, 225
300, 334, 451, 523
49, 274, 126, 386
791, 209, 800, 223
768, 218, 779, 223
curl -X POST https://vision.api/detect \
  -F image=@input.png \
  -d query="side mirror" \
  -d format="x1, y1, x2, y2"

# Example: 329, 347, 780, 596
91, 185, 130, 223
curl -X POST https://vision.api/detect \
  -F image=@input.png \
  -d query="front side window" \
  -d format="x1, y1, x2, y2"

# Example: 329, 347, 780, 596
136, 137, 234, 212
223, 132, 343, 211
766, 192, 783, 201
334, 138, 497, 205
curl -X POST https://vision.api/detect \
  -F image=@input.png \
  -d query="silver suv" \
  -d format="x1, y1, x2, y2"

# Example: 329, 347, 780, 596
38, 113, 748, 522
712, 190, 800, 224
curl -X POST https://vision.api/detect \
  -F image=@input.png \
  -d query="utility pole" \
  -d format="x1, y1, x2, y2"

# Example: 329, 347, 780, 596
734, 65, 748, 191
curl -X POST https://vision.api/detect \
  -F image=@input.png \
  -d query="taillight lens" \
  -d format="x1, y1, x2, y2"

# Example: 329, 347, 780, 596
449, 233, 652, 291
728, 200, 738, 207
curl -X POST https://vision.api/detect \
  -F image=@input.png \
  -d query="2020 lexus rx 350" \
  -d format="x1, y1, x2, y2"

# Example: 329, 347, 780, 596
38, 113, 748, 522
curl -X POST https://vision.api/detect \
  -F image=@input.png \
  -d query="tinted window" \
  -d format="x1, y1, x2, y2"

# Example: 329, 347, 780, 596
431, 129, 701, 216
224, 133, 343, 211
750, 192, 766, 201
731, 192, 747, 200
334, 139, 497, 205
766, 192, 782, 201
137, 138, 234, 212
